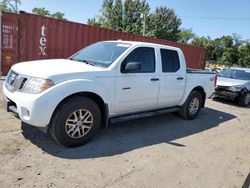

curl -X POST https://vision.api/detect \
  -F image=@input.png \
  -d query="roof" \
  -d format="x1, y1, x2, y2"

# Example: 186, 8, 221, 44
106, 40, 181, 51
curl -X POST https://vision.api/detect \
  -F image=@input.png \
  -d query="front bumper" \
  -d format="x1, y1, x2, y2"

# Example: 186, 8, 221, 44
214, 88, 239, 100
3, 95, 19, 118
3, 82, 57, 128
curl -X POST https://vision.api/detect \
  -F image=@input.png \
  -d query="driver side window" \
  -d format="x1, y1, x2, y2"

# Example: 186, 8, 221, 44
121, 47, 155, 73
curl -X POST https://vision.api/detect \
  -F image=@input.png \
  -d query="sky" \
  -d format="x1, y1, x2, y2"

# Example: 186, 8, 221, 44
18, 0, 250, 40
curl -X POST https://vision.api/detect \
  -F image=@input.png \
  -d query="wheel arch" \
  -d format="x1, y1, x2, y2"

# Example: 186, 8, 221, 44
179, 85, 206, 107
192, 86, 206, 108
49, 92, 109, 130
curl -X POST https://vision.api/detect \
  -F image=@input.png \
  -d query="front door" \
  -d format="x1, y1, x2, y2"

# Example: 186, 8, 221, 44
115, 47, 160, 115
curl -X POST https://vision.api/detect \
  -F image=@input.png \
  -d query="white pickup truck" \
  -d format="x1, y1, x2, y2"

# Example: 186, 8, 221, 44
3, 41, 215, 147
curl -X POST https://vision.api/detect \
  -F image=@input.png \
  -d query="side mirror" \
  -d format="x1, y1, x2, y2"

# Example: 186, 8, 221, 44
122, 62, 141, 73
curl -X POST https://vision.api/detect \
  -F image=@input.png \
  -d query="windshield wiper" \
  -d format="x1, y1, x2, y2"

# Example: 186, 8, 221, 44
81, 59, 96, 66
70, 58, 96, 66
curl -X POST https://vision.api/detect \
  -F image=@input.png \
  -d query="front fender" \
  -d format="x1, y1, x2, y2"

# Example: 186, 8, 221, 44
50, 79, 112, 108
33, 79, 112, 126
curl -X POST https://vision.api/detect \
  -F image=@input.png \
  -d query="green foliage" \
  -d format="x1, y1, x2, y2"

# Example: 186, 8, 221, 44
123, 0, 149, 34
238, 44, 250, 67
51, 12, 67, 20
32, 7, 50, 16
32, 7, 66, 20
88, 0, 180, 39
191, 35, 250, 68
87, 18, 101, 27
178, 28, 195, 44
0, 0, 21, 13
112, 0, 123, 30
147, 6, 181, 41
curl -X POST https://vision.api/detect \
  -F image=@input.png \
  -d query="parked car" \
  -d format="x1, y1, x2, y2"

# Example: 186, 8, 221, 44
3, 41, 216, 147
214, 68, 250, 106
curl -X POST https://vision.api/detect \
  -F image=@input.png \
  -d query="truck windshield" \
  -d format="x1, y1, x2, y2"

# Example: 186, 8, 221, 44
70, 42, 131, 67
218, 69, 250, 81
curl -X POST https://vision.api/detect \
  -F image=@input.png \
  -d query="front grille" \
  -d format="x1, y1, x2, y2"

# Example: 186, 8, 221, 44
19, 78, 28, 90
6, 70, 28, 92
6, 71, 18, 85
216, 86, 228, 92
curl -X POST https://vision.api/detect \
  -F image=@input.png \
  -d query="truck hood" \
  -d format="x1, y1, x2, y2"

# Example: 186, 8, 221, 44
11, 59, 103, 78
217, 76, 249, 87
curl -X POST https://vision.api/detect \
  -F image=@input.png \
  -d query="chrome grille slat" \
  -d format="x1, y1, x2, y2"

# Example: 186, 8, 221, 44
6, 71, 28, 92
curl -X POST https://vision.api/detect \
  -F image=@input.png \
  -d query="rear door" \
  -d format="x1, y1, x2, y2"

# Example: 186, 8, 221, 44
115, 46, 160, 114
157, 48, 186, 108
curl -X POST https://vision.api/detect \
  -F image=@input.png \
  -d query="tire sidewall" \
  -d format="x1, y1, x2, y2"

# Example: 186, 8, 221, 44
185, 91, 202, 120
239, 93, 250, 106
52, 97, 101, 147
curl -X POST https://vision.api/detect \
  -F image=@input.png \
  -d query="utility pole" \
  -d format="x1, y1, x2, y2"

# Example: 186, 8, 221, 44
140, 13, 146, 36
15, 0, 18, 13
143, 13, 146, 36
141, 12, 149, 36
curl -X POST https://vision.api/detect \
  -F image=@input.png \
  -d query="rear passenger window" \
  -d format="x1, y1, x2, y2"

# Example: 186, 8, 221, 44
122, 47, 155, 73
160, 49, 180, 72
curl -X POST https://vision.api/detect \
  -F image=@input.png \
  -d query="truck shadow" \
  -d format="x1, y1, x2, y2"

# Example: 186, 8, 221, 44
21, 107, 236, 159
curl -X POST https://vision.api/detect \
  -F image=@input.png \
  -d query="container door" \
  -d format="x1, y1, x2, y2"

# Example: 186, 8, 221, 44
1, 12, 19, 76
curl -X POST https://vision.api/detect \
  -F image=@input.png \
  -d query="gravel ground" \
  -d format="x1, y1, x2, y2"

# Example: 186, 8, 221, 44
0, 81, 249, 188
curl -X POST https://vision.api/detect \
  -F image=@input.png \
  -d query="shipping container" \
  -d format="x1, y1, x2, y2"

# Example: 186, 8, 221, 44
0, 11, 208, 75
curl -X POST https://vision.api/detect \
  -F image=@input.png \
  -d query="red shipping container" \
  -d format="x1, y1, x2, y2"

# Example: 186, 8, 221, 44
1, 11, 208, 75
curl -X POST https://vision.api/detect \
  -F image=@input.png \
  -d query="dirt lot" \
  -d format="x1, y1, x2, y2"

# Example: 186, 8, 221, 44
0, 81, 249, 188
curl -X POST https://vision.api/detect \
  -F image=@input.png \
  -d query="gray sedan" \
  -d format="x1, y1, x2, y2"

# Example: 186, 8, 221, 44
214, 68, 250, 106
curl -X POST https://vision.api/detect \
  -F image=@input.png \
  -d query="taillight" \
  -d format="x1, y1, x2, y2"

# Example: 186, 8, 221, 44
214, 74, 218, 87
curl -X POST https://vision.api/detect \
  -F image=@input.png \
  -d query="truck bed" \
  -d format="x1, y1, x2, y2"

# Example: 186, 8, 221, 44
186, 68, 215, 74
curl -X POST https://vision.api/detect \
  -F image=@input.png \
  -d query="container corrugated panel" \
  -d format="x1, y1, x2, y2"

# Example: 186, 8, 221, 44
1, 12, 207, 75
1, 12, 19, 75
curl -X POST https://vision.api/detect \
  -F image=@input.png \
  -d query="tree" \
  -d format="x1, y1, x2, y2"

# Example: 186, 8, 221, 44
100, 0, 114, 28
191, 36, 209, 48
190, 34, 250, 68
87, 18, 101, 27
238, 44, 250, 67
32, 7, 67, 20
0, 0, 21, 13
147, 6, 182, 41
88, 1, 181, 39
51, 12, 67, 20
178, 28, 195, 44
88, 0, 150, 34
123, 0, 150, 34
112, 0, 123, 30
32, 7, 50, 16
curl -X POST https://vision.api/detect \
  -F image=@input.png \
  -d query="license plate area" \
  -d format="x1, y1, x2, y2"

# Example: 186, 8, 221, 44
3, 96, 19, 118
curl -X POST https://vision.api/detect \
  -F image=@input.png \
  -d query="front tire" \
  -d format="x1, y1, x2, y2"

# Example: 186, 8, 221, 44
50, 96, 101, 147
179, 91, 203, 120
238, 92, 250, 107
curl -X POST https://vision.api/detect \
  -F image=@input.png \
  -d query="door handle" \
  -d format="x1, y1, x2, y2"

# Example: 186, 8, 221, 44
177, 77, 184, 80
151, 78, 159, 81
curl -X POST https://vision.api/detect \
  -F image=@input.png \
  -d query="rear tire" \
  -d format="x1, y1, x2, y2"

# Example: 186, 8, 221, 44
50, 96, 101, 147
179, 91, 203, 120
238, 92, 250, 107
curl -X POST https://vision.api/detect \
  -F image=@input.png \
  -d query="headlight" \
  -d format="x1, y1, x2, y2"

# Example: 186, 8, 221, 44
22, 78, 55, 94
227, 86, 242, 92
